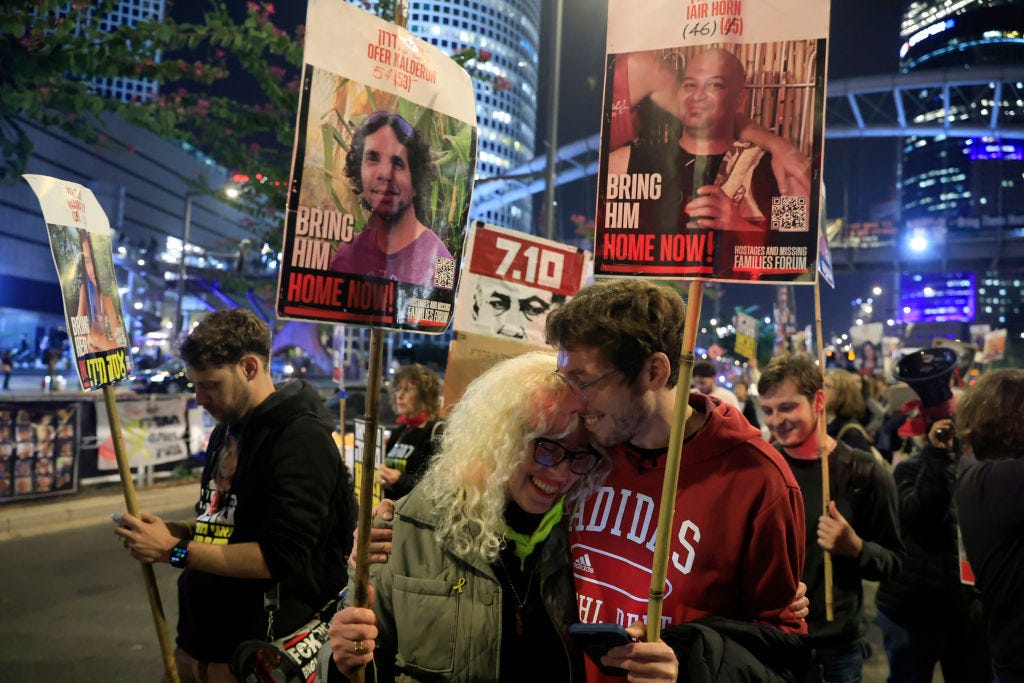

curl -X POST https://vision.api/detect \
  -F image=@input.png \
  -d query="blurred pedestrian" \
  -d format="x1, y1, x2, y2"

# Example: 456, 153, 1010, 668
954, 368, 1024, 683
1, 349, 12, 390
376, 363, 444, 501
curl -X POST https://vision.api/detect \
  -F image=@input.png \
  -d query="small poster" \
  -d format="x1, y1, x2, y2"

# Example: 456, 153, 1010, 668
594, 0, 829, 284
95, 395, 191, 471
734, 311, 759, 360
453, 223, 591, 347
23, 175, 132, 389
276, 0, 478, 333
0, 403, 78, 502
348, 418, 386, 509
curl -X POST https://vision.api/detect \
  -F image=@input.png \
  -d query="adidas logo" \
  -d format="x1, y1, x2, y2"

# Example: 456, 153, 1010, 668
573, 553, 595, 574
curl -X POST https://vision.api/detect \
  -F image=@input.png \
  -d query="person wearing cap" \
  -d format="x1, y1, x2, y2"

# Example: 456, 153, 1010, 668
692, 359, 740, 408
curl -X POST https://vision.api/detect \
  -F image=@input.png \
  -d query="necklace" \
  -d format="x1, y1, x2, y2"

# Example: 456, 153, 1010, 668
497, 555, 534, 637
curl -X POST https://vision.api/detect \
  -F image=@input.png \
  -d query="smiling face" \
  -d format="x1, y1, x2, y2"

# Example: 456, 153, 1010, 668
506, 424, 591, 514
360, 126, 417, 223
759, 378, 823, 452
677, 49, 746, 137
555, 345, 651, 449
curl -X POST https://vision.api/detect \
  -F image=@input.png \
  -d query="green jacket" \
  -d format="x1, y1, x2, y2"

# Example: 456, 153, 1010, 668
360, 486, 582, 682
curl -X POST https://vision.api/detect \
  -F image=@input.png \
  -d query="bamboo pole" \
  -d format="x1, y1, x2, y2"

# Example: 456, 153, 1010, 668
647, 280, 704, 641
813, 280, 834, 622
104, 385, 179, 682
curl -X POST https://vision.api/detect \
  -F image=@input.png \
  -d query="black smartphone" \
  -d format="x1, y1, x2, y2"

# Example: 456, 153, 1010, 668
568, 623, 632, 677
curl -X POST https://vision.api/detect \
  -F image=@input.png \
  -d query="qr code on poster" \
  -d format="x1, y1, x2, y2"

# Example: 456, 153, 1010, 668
771, 196, 808, 232
434, 257, 456, 289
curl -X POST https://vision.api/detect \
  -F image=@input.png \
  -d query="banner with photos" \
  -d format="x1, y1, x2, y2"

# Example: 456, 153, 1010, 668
594, 0, 829, 284
276, 0, 478, 333
23, 175, 132, 389
0, 402, 78, 502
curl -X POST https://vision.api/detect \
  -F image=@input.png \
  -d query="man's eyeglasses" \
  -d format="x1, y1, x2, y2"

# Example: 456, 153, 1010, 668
552, 369, 619, 400
532, 438, 602, 475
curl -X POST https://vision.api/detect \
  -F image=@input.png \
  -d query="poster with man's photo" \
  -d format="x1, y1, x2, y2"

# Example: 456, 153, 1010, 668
23, 175, 132, 389
594, 0, 829, 284
276, 0, 478, 334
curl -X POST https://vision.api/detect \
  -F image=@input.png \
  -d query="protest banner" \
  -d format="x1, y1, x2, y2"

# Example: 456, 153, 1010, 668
0, 403, 78, 502
276, 0, 478, 333
96, 395, 190, 471
23, 175, 132, 389
595, 0, 827, 284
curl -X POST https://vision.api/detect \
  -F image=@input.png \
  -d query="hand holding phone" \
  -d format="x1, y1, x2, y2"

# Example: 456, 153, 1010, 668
111, 513, 125, 525
568, 623, 632, 677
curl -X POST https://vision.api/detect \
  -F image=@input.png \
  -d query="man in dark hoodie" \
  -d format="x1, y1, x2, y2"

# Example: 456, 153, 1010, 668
115, 308, 357, 681
546, 279, 808, 682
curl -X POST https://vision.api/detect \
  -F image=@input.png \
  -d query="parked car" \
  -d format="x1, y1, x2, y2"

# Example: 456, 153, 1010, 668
129, 360, 193, 394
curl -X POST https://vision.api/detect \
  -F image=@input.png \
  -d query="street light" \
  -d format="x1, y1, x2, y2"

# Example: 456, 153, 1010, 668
174, 191, 196, 342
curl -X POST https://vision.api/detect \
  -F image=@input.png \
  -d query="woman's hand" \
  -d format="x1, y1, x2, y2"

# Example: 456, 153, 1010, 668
601, 621, 679, 682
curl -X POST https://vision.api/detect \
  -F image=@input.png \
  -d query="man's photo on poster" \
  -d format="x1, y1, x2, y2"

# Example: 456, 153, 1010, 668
292, 67, 476, 290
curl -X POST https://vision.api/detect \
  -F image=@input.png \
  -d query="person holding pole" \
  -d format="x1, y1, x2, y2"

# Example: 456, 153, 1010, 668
115, 309, 357, 682
329, 351, 609, 681
757, 352, 903, 683
545, 279, 808, 681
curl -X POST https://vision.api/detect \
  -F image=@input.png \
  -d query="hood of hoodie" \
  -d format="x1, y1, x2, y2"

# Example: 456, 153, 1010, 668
242, 378, 335, 434
682, 391, 766, 465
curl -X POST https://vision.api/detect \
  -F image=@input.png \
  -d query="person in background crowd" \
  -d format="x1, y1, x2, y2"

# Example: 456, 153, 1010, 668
875, 405, 991, 683
115, 309, 357, 682
330, 351, 608, 681
375, 364, 444, 501
1, 349, 12, 390
825, 369, 876, 456
954, 368, 1024, 683
547, 279, 808, 681
692, 358, 740, 408
759, 352, 904, 683
849, 370, 886, 438
734, 378, 765, 432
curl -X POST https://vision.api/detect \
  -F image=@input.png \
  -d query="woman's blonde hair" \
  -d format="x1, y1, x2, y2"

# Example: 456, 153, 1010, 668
419, 351, 609, 564
826, 369, 865, 420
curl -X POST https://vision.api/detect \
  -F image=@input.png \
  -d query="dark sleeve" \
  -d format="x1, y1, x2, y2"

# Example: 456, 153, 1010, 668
839, 425, 873, 454
390, 420, 443, 499
854, 458, 905, 582
894, 445, 955, 532
661, 617, 807, 683
258, 416, 341, 582
752, 151, 782, 222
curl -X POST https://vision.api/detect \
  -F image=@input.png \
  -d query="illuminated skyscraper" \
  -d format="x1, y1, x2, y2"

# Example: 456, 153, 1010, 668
406, 0, 541, 232
898, 0, 1024, 229
73, 0, 166, 102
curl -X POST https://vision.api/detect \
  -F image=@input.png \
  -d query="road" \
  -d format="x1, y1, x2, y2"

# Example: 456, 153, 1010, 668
0, 504, 192, 682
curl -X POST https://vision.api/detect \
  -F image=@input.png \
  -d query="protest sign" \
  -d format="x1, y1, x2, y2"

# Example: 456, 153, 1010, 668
24, 175, 132, 389
594, 0, 828, 284
96, 395, 190, 471
276, 0, 478, 333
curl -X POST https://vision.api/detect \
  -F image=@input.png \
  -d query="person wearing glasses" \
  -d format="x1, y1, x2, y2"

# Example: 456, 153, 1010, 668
375, 363, 444, 501
329, 351, 608, 681
329, 111, 454, 288
545, 279, 808, 682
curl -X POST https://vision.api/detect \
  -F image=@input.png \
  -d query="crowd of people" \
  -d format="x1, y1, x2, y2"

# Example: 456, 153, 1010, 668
109, 282, 1023, 683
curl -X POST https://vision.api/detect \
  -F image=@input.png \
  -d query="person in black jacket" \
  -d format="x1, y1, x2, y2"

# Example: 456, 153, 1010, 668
376, 363, 443, 501
875, 416, 991, 683
115, 308, 357, 680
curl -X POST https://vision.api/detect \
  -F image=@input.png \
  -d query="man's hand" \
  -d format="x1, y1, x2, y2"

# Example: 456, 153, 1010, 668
928, 418, 955, 450
376, 464, 401, 486
818, 501, 863, 558
768, 143, 811, 198
349, 499, 395, 568
784, 581, 809, 620
329, 585, 378, 675
684, 186, 758, 232
601, 621, 678, 682
114, 512, 178, 564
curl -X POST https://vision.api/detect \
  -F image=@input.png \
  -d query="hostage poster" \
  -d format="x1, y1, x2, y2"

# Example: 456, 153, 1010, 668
23, 175, 132, 389
594, 0, 829, 284
276, 0, 478, 333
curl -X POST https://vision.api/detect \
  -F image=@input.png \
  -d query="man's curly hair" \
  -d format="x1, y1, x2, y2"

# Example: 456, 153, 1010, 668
344, 111, 435, 223
545, 279, 686, 388
956, 369, 1024, 461
179, 308, 270, 370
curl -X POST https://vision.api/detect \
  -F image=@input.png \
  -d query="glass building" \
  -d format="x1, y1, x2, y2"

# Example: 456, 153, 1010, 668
406, 0, 541, 232
898, 0, 1024, 227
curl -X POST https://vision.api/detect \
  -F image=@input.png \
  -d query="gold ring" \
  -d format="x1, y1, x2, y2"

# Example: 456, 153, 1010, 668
352, 640, 365, 655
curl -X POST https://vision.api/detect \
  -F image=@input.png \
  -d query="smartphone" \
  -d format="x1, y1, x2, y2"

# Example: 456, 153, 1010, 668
111, 513, 124, 524
568, 623, 632, 677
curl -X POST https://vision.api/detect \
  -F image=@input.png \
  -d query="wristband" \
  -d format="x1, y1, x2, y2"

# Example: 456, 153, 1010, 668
169, 539, 190, 569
